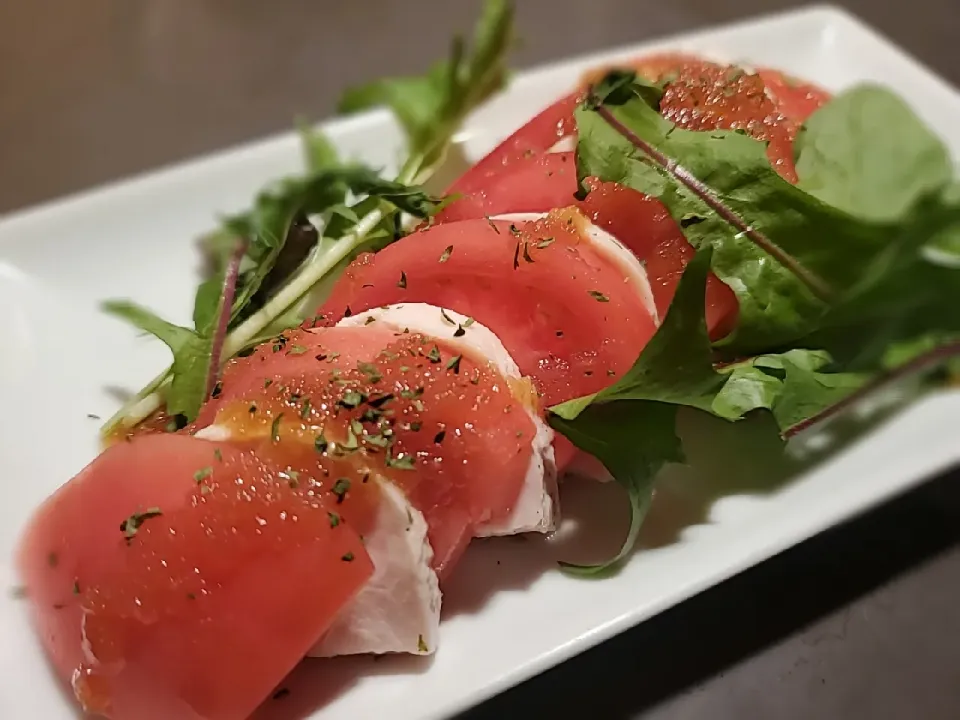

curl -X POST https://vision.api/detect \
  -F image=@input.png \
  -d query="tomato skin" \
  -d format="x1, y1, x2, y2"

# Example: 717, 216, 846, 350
758, 68, 831, 125
437, 151, 580, 224
439, 56, 830, 344
319, 213, 659, 469
195, 325, 536, 576
448, 92, 581, 196
434, 152, 739, 340
449, 53, 706, 196
17, 434, 372, 720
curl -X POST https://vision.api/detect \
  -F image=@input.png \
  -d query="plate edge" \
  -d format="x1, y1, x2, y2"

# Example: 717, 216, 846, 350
2, 3, 954, 229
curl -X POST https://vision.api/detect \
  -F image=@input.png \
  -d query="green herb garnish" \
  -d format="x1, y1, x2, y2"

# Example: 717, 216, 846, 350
331, 478, 351, 502
385, 450, 416, 470
98, 0, 515, 438
271, 414, 284, 443
120, 507, 163, 541
315, 433, 329, 453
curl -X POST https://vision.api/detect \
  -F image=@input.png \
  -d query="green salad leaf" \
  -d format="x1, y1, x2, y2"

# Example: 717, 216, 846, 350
102, 302, 220, 421
297, 118, 341, 173
103, 165, 442, 427
552, 248, 866, 431
549, 249, 868, 571
101, 0, 517, 438
549, 71, 960, 571
551, 402, 682, 575
794, 85, 953, 221
573, 76, 960, 354
339, 0, 513, 175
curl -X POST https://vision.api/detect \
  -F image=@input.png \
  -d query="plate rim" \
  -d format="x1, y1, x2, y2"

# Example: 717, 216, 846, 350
3, 5, 960, 720
4, 4, 957, 231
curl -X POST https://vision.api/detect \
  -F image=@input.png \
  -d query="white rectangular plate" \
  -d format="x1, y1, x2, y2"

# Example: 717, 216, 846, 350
1, 5, 959, 720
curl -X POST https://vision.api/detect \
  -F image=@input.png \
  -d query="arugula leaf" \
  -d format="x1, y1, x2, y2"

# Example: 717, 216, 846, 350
771, 359, 866, 430
794, 85, 952, 221
574, 77, 960, 354
553, 248, 864, 429
713, 350, 866, 424
552, 247, 723, 420
811, 205, 960, 370
782, 338, 960, 438
101, 301, 215, 420
339, 0, 513, 177
192, 272, 224, 335
549, 248, 867, 569
710, 363, 782, 419
296, 119, 341, 174
585, 68, 664, 109
101, 0, 517, 438
882, 331, 960, 369
551, 402, 682, 575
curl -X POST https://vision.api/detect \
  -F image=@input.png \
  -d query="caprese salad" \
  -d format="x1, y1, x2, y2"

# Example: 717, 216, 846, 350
15, 1, 960, 718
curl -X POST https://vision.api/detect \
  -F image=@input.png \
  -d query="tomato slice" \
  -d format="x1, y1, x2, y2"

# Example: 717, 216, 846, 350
449, 91, 581, 197
434, 151, 739, 340
318, 212, 659, 468
584, 54, 830, 181
451, 53, 710, 197
17, 434, 372, 720
438, 57, 831, 341
196, 325, 538, 575
758, 68, 831, 125
452, 54, 829, 198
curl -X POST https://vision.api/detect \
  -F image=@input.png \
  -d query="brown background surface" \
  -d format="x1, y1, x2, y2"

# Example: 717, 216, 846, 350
2, 1, 959, 718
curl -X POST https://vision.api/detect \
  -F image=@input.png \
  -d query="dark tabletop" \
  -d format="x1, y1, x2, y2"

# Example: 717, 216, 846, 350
2, 1, 959, 718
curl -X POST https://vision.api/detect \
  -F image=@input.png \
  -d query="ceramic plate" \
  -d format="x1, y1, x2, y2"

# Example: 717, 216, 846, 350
1, 5, 958, 719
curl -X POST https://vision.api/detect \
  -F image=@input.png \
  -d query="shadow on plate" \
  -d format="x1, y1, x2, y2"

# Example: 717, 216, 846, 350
252, 653, 434, 720
458, 464, 960, 720
252, 389, 920, 718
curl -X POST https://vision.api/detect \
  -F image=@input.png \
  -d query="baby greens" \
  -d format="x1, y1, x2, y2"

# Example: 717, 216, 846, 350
551, 71, 960, 572
100, 0, 515, 438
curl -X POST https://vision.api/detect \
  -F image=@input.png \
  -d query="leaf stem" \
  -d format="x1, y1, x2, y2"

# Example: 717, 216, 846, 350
99, 367, 170, 439
222, 203, 388, 357
782, 339, 960, 438
591, 101, 835, 302
205, 239, 248, 397
99, 46, 484, 439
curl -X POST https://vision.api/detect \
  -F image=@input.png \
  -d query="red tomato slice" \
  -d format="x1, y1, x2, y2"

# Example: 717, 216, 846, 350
318, 212, 659, 469
434, 151, 739, 340
439, 57, 831, 342
758, 68, 831, 125
449, 92, 581, 197
196, 325, 537, 575
17, 434, 372, 720
451, 54, 826, 199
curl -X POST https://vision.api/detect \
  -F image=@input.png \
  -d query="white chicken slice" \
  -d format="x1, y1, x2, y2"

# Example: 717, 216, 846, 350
338, 303, 559, 535
308, 476, 440, 657
190, 429, 442, 658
